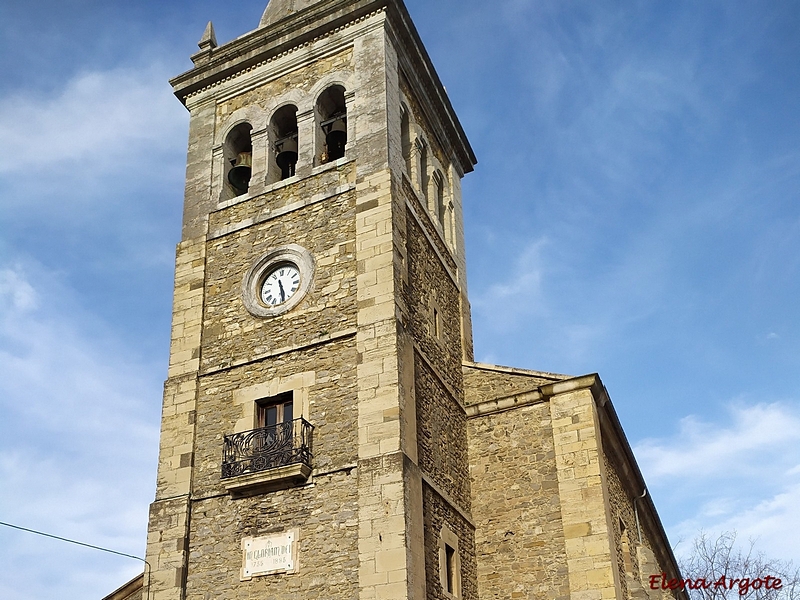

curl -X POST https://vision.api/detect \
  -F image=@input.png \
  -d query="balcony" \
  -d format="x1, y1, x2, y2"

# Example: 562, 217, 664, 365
221, 418, 314, 496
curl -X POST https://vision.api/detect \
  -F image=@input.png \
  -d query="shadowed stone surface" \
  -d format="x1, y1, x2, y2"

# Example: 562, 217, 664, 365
260, 0, 325, 27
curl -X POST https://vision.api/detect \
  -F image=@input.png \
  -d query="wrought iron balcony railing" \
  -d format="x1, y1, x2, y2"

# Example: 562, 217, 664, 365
221, 418, 314, 480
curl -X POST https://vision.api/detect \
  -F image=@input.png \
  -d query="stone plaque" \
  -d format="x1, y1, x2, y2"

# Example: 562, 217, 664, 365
241, 530, 298, 580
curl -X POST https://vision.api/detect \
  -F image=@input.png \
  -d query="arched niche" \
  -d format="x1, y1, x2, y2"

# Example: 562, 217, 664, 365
316, 85, 347, 164
224, 123, 253, 198
269, 104, 299, 183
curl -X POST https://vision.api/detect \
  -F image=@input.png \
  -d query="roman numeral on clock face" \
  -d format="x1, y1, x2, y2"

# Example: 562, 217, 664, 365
260, 264, 301, 307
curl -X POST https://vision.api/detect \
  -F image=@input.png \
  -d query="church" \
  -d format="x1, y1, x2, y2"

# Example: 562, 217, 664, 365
104, 1, 685, 599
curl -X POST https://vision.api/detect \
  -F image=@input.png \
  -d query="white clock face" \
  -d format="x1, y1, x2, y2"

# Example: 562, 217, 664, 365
260, 264, 301, 307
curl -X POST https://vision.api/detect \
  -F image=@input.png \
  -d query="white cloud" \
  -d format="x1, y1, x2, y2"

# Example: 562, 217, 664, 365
485, 242, 546, 301
0, 268, 38, 312
0, 262, 160, 600
0, 63, 187, 222
0, 65, 185, 175
0, 62, 186, 281
470, 228, 667, 367
724, 483, 800, 561
635, 402, 800, 564
636, 403, 800, 480
670, 483, 800, 565
472, 237, 549, 327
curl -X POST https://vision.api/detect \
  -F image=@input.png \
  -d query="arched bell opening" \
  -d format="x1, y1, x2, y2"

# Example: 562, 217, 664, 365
418, 141, 429, 205
400, 104, 412, 176
271, 105, 299, 182
433, 170, 446, 229
317, 85, 347, 164
224, 123, 253, 197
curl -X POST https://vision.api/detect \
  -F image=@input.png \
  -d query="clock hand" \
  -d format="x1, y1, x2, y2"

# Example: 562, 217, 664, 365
278, 280, 286, 302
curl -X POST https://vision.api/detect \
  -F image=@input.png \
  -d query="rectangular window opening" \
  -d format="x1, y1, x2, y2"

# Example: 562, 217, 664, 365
445, 543, 456, 594
257, 391, 294, 428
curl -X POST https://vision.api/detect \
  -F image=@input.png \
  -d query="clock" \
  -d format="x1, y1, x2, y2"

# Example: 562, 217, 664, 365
260, 264, 301, 307
242, 245, 315, 317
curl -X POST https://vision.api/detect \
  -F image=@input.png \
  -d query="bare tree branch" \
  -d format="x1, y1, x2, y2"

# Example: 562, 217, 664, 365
678, 531, 797, 600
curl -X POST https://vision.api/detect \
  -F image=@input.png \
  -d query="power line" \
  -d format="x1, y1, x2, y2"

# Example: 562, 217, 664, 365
0, 520, 150, 600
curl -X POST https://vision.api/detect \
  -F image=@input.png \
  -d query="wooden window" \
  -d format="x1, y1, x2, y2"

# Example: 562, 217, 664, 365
257, 391, 294, 429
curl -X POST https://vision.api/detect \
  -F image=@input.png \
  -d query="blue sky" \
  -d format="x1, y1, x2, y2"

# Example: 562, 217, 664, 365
1, 0, 799, 598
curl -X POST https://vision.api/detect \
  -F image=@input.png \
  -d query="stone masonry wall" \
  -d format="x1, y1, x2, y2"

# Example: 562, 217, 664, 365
605, 455, 640, 598
192, 336, 358, 497
185, 469, 358, 600
122, 587, 142, 600
397, 79, 478, 600
467, 401, 571, 600
423, 483, 478, 600
201, 184, 357, 373
402, 179, 458, 279
146, 236, 206, 600
146, 496, 191, 600
398, 75, 451, 174
463, 364, 566, 408
414, 351, 470, 509
208, 161, 356, 238
217, 49, 354, 123
549, 386, 619, 600
398, 73, 473, 366
403, 207, 462, 395
603, 447, 677, 600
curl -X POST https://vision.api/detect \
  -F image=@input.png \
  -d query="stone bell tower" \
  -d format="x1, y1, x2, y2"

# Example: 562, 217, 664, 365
142, 1, 478, 599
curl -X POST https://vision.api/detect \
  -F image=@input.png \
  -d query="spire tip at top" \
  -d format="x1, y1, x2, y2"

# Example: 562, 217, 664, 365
198, 21, 217, 51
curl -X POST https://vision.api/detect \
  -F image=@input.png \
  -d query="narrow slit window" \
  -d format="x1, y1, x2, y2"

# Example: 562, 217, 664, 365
439, 527, 460, 599
445, 543, 456, 594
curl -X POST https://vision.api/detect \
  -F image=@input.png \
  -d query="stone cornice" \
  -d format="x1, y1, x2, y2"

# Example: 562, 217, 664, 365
171, 0, 385, 101
384, 11, 476, 174
463, 360, 570, 381
464, 373, 598, 419
198, 327, 357, 377
101, 573, 144, 600
169, 0, 476, 174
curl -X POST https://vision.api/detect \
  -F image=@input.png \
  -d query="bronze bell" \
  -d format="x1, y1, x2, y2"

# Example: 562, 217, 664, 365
275, 136, 298, 180
228, 152, 252, 194
324, 118, 347, 161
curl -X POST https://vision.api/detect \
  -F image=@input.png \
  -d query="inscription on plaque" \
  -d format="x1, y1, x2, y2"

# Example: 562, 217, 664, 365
241, 530, 298, 580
